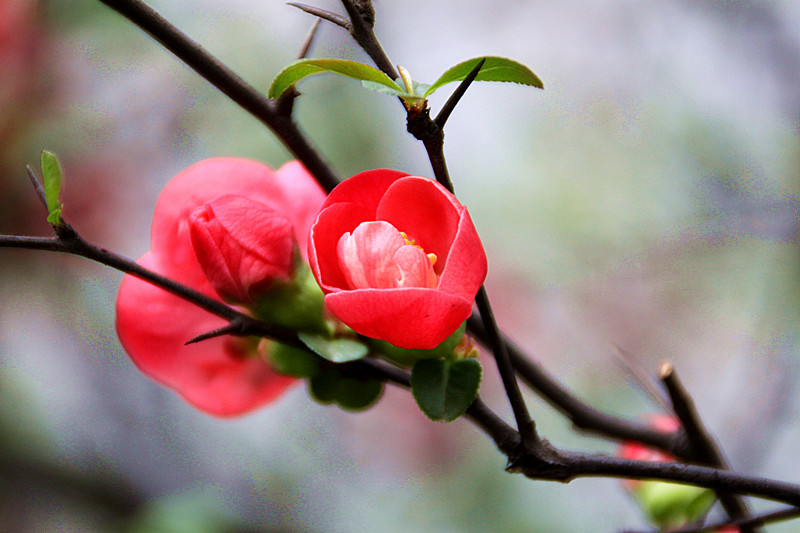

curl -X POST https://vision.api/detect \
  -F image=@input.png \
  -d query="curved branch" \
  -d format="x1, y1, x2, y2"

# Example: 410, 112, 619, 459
96, 0, 340, 193
0, 228, 301, 347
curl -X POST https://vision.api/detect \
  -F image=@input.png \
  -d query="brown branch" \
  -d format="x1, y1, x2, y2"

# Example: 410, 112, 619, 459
623, 505, 800, 533
661, 362, 757, 532
96, 0, 340, 193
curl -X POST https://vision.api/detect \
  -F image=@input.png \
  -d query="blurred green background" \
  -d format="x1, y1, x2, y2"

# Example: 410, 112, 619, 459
1, 1, 799, 531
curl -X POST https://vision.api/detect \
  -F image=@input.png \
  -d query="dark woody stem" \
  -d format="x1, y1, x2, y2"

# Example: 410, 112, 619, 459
661, 363, 757, 533
96, 0, 341, 193
651, 506, 800, 533
0, 227, 301, 348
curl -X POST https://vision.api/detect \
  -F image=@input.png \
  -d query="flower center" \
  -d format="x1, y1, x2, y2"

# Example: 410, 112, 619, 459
337, 221, 438, 290
400, 231, 438, 267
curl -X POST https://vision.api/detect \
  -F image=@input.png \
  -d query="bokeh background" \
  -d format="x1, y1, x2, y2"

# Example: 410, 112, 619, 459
1, 1, 799, 531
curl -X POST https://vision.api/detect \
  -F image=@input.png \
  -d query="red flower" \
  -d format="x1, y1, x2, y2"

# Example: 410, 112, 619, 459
308, 169, 487, 349
115, 158, 326, 416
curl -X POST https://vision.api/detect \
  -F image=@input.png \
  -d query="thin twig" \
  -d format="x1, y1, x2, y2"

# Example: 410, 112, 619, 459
661, 362, 757, 532
474, 287, 539, 451
623, 505, 800, 533
513, 450, 800, 506
613, 344, 671, 411
297, 18, 322, 59
435, 58, 486, 128
26, 165, 48, 209
340, 0, 397, 79
0, 230, 300, 348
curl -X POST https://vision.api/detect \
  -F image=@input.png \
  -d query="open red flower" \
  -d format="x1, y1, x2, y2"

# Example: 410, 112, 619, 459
308, 169, 487, 349
115, 157, 326, 416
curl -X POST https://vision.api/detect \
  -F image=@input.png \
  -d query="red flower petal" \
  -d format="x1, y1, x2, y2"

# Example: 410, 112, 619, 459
116, 252, 295, 416
152, 158, 325, 271
318, 168, 409, 213
435, 208, 487, 299
324, 288, 473, 349
376, 177, 462, 271
309, 202, 375, 292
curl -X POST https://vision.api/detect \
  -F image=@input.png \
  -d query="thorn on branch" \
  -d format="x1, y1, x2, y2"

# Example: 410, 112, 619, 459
435, 58, 485, 129
297, 18, 321, 59
25, 165, 48, 210
288, 3, 350, 30
184, 320, 248, 345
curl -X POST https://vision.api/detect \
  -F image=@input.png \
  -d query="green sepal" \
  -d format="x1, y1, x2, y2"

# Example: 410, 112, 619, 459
411, 357, 482, 422
309, 369, 383, 411
298, 333, 368, 364
252, 257, 327, 334
370, 323, 467, 367
40, 150, 64, 225
269, 58, 403, 99
424, 56, 544, 98
263, 340, 321, 378
634, 481, 716, 529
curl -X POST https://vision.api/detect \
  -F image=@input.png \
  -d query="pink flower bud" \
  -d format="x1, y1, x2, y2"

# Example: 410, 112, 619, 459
309, 169, 487, 349
188, 195, 296, 305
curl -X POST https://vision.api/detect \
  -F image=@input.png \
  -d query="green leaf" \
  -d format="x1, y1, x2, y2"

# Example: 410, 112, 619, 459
309, 371, 339, 404
635, 481, 716, 529
360, 80, 414, 98
334, 377, 383, 411
269, 58, 403, 99
265, 341, 321, 378
309, 369, 383, 411
40, 150, 64, 225
411, 358, 482, 422
298, 332, 368, 363
424, 56, 544, 98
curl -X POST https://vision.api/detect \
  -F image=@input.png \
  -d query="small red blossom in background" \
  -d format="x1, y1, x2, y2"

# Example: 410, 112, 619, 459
309, 169, 487, 350
618, 415, 681, 481
115, 157, 326, 416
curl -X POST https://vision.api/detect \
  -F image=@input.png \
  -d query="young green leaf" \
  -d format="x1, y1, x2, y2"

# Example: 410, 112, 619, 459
298, 332, 369, 363
268, 58, 404, 99
411, 358, 482, 422
40, 150, 64, 225
424, 56, 544, 98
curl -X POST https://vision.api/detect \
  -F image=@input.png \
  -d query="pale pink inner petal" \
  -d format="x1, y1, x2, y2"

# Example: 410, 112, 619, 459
337, 221, 439, 290
394, 245, 438, 288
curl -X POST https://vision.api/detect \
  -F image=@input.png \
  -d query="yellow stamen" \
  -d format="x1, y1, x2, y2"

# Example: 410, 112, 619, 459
400, 231, 437, 268
399, 231, 418, 248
